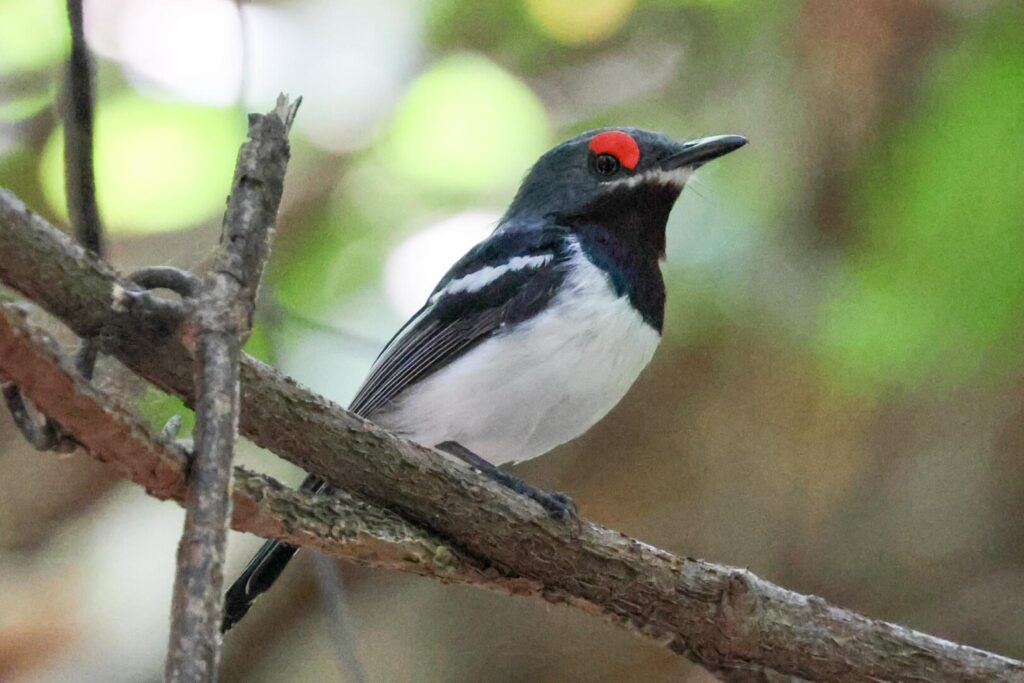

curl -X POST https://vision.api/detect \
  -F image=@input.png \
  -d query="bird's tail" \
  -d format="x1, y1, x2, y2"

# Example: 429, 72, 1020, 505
221, 538, 299, 632
221, 474, 328, 633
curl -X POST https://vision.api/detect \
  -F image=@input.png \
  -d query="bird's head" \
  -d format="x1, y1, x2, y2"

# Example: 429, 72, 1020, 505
503, 128, 747, 258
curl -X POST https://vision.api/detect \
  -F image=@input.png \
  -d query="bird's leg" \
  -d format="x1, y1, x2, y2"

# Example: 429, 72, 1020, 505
436, 441, 577, 521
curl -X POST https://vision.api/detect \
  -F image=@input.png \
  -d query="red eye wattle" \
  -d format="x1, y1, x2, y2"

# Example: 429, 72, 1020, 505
588, 131, 640, 170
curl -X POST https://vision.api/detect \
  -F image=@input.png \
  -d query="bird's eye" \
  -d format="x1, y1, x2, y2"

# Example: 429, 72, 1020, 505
592, 153, 620, 177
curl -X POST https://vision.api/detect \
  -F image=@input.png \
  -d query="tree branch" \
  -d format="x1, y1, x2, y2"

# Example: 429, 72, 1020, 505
63, 0, 102, 257
0, 0, 102, 453
0, 301, 493, 588
2, 190, 1022, 681
164, 96, 299, 682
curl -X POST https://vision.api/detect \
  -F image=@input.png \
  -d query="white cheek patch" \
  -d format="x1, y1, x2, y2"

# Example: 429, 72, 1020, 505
432, 253, 554, 301
608, 166, 693, 190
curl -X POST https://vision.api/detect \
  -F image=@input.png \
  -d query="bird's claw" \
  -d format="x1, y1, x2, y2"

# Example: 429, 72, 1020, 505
528, 488, 578, 522
435, 440, 579, 523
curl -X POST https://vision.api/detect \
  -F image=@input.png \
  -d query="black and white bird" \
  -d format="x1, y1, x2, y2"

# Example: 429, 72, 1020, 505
222, 127, 747, 631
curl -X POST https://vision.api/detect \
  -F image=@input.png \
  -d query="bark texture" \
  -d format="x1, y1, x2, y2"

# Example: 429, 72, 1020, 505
2, 189, 1023, 682
0, 302, 490, 584
164, 99, 297, 682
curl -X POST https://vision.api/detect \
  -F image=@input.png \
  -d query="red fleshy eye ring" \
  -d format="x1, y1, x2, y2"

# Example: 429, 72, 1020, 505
588, 131, 640, 170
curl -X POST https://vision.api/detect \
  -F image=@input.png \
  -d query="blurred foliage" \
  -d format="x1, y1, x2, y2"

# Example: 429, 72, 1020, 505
138, 389, 196, 440
381, 54, 551, 193
524, 0, 638, 45
0, 91, 55, 123
39, 96, 243, 234
0, 0, 67, 76
269, 194, 385, 314
820, 6, 1024, 394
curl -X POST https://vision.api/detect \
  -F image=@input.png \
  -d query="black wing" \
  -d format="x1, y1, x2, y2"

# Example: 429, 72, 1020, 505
349, 226, 573, 417
222, 227, 574, 630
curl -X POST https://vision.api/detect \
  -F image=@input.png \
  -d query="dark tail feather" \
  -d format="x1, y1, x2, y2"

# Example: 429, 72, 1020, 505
221, 539, 299, 632
222, 474, 329, 633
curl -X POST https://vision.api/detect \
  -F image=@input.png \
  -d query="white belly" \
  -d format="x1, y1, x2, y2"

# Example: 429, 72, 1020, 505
374, 255, 661, 464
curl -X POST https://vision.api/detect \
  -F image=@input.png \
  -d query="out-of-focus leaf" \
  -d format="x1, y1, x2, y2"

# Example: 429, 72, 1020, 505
269, 196, 385, 316
382, 54, 550, 194
0, 0, 68, 76
0, 146, 53, 214
138, 389, 195, 439
524, 0, 637, 45
0, 90, 53, 122
39, 96, 242, 234
645, 0, 737, 5
819, 7, 1024, 393
426, 0, 545, 63
243, 324, 275, 365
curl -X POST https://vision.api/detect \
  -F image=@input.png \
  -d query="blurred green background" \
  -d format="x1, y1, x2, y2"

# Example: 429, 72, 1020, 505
2, 0, 1023, 681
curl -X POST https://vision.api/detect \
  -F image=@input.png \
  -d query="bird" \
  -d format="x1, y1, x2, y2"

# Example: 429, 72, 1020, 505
221, 127, 747, 632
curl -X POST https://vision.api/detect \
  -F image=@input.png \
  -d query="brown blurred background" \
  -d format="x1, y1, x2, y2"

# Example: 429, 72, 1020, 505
2, 0, 1023, 681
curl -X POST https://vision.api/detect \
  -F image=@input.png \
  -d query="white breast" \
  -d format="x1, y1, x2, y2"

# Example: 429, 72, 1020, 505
375, 244, 661, 465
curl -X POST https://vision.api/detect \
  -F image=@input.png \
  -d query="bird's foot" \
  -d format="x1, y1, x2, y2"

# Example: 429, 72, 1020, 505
532, 488, 578, 522
498, 476, 578, 521
436, 441, 578, 522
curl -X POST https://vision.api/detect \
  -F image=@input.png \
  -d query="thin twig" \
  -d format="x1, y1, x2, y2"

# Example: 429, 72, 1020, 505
1, 380, 73, 451
64, 0, 104, 385
2, 193, 1023, 682
311, 556, 368, 683
165, 326, 240, 682
0, 0, 101, 452
164, 97, 299, 683
129, 266, 203, 298
63, 0, 102, 256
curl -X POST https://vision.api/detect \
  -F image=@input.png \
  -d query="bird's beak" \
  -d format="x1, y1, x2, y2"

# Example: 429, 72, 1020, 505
662, 135, 748, 170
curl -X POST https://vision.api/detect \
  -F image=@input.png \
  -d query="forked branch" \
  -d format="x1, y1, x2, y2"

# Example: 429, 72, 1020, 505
164, 97, 299, 682
1, 188, 1022, 682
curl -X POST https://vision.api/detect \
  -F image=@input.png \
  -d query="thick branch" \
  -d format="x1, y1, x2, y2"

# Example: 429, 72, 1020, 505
0, 302, 493, 587
165, 98, 298, 682
1, 193, 1023, 682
